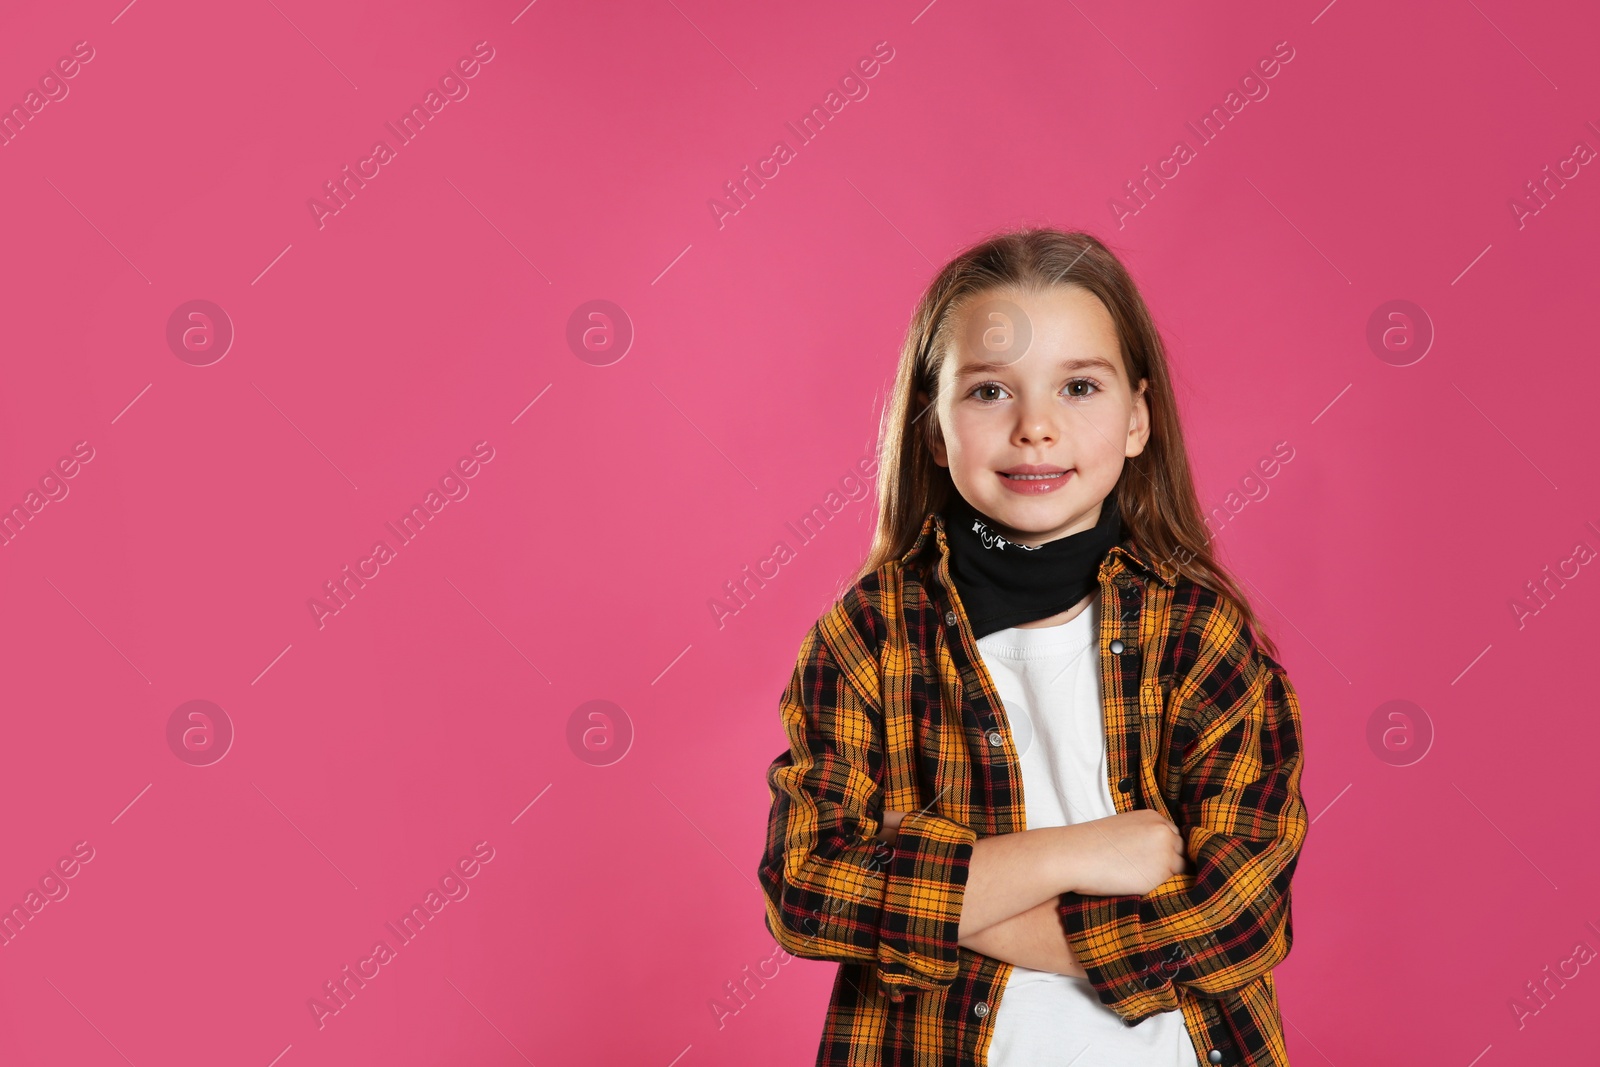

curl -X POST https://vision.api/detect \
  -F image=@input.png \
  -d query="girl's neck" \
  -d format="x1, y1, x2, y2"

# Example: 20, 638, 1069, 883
941, 490, 1121, 640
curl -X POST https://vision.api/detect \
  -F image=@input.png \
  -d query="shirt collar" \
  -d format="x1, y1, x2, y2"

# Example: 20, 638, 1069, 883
898, 508, 1175, 587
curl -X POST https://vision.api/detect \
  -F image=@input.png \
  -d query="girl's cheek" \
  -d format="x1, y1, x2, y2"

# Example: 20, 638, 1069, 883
954, 404, 1003, 433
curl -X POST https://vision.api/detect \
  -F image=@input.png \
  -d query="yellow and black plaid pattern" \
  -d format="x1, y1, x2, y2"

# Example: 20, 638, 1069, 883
759, 509, 1308, 1066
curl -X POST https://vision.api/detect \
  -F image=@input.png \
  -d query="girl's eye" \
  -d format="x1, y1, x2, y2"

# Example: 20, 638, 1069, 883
968, 378, 1101, 402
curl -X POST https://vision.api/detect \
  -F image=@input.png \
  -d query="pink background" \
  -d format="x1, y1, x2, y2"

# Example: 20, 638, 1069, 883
1, 0, 1596, 1063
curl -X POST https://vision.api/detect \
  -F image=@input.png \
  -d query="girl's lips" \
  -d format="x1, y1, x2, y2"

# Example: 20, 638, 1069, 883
997, 469, 1072, 494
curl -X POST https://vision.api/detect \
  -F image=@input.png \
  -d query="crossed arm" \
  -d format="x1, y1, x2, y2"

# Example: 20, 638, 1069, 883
874, 811, 1088, 978
870, 644, 1309, 1003
961, 899, 1087, 976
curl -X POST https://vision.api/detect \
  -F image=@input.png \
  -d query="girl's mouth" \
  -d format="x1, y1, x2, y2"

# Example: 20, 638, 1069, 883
998, 469, 1072, 493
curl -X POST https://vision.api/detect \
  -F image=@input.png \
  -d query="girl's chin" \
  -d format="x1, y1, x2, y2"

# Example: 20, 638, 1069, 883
970, 495, 1103, 542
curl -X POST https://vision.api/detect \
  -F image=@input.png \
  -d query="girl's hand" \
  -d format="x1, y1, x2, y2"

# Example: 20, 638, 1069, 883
1059, 810, 1187, 897
875, 810, 908, 844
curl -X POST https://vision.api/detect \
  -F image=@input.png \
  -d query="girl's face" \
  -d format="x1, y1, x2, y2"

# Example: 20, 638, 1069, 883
916, 285, 1150, 547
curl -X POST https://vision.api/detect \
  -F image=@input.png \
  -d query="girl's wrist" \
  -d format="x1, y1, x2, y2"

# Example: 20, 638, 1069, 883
1046, 823, 1087, 895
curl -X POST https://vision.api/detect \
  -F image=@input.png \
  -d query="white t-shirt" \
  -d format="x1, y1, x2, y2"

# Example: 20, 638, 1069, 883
976, 599, 1199, 1067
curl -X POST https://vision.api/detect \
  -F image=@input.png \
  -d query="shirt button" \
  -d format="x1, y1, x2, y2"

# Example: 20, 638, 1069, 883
1117, 777, 1133, 792
1207, 1051, 1223, 1065
973, 1001, 990, 1018
945, 611, 958, 626
987, 730, 1004, 747
1109, 639, 1126, 654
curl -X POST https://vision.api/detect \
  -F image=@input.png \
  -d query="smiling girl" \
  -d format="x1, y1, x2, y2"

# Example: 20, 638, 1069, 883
759, 228, 1308, 1066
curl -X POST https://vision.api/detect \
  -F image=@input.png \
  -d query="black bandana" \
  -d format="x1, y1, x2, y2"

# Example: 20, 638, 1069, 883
942, 487, 1124, 639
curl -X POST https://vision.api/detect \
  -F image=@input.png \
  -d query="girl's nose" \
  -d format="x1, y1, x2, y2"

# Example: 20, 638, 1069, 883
1013, 393, 1060, 444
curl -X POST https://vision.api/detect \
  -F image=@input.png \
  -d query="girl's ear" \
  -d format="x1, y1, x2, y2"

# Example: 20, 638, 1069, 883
1125, 377, 1152, 458
914, 388, 949, 467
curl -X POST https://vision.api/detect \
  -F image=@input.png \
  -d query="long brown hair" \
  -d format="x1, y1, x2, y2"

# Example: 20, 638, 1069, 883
850, 226, 1279, 660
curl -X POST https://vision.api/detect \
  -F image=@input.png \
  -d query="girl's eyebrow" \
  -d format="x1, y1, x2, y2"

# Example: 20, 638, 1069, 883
955, 355, 1120, 379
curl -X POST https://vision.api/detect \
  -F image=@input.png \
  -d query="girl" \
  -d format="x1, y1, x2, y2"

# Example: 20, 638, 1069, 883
759, 228, 1308, 1067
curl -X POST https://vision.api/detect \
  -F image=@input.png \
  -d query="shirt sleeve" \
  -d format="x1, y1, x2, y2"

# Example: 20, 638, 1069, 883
758, 609, 979, 1002
1056, 615, 1309, 1023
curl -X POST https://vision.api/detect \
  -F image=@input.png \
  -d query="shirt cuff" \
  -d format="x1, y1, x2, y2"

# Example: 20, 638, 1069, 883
1057, 889, 1184, 1022
874, 810, 978, 1000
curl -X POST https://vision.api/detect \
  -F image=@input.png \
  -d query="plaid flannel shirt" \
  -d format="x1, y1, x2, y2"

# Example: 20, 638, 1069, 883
759, 508, 1308, 1066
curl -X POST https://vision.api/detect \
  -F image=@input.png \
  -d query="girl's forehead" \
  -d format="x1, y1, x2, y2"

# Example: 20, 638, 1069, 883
948, 286, 1119, 358
942, 299, 1127, 385
947, 349, 1126, 383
